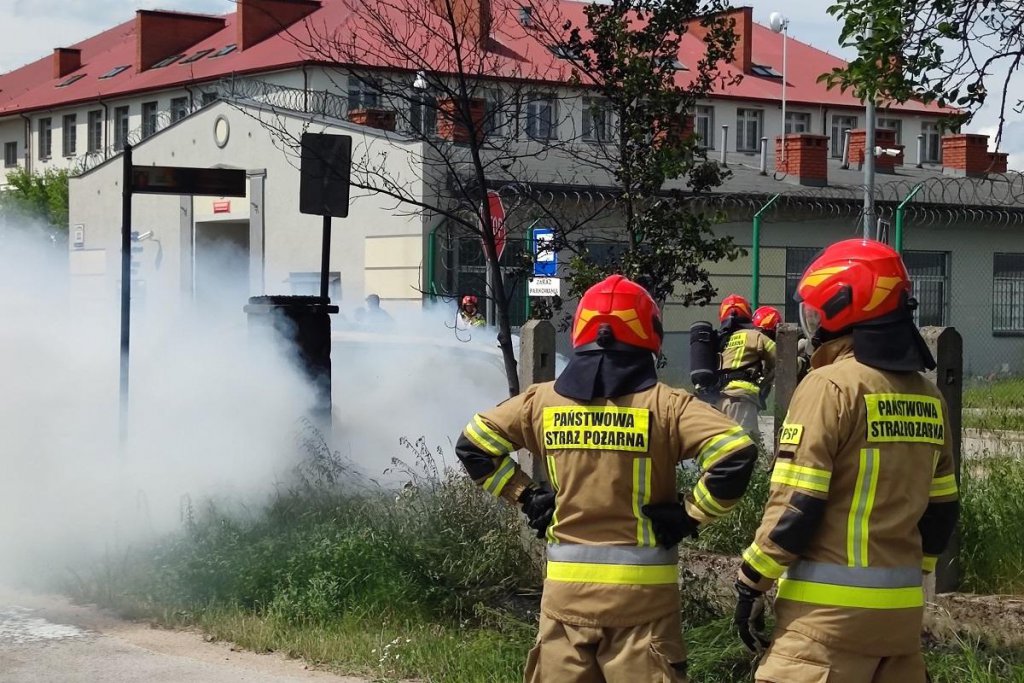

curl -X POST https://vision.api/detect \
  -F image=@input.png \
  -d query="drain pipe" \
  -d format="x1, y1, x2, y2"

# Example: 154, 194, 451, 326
752, 193, 781, 307
720, 125, 728, 165
894, 183, 923, 254
425, 220, 443, 302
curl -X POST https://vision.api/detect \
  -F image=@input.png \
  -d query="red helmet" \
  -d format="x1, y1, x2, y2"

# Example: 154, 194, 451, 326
752, 306, 781, 333
461, 295, 478, 307
719, 294, 752, 322
796, 239, 911, 338
572, 275, 662, 353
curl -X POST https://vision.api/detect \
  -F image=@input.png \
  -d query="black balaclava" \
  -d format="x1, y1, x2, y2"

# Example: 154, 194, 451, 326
718, 314, 753, 349
555, 324, 659, 401
813, 295, 936, 372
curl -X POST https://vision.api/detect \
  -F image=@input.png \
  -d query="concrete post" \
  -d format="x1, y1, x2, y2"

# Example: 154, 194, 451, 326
772, 323, 802, 447
247, 169, 267, 296
518, 319, 556, 484
920, 326, 963, 595
179, 196, 193, 299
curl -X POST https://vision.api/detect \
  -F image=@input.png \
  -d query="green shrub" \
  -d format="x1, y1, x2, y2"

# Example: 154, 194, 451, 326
959, 455, 1024, 594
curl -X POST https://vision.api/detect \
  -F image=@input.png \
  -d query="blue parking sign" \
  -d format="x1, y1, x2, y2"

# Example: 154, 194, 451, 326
533, 228, 557, 277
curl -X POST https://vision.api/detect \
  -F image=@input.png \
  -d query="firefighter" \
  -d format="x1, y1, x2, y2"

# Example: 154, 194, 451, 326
455, 274, 759, 683
733, 239, 959, 683
751, 306, 782, 409
459, 294, 486, 328
717, 294, 776, 441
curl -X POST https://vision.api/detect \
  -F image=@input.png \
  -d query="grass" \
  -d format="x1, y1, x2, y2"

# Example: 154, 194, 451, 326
959, 454, 1024, 594
964, 377, 1024, 431
59, 422, 1024, 682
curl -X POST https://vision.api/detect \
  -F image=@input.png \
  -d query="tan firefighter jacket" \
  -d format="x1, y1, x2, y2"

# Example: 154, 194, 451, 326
456, 380, 757, 627
719, 328, 776, 399
739, 336, 959, 656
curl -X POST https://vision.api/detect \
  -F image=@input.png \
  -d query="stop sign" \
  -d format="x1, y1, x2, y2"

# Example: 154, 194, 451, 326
483, 190, 507, 262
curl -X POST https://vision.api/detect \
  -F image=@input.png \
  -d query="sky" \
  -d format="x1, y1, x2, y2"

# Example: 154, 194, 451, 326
0, 0, 1020, 162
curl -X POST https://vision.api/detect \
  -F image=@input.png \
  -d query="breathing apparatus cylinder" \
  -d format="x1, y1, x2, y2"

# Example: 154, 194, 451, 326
689, 321, 720, 389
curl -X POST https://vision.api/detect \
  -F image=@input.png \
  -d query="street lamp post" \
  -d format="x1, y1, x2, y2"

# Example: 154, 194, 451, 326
769, 12, 789, 161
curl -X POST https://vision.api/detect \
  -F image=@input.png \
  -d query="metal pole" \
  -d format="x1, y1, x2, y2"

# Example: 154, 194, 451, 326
720, 125, 728, 165
119, 144, 133, 444
320, 214, 332, 301
780, 25, 788, 162
863, 20, 877, 239
894, 183, 923, 255
759, 137, 768, 175
752, 193, 781, 308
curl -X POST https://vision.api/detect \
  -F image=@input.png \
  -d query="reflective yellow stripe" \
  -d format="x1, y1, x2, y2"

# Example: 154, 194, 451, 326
693, 479, 732, 518
465, 415, 513, 457
764, 338, 777, 353
930, 473, 957, 498
725, 380, 760, 394
742, 543, 786, 579
922, 555, 938, 573
546, 561, 678, 585
482, 456, 516, 497
632, 457, 654, 546
473, 415, 514, 452
777, 578, 924, 609
546, 455, 560, 543
847, 448, 880, 567
697, 426, 752, 470
729, 332, 747, 369
771, 462, 831, 494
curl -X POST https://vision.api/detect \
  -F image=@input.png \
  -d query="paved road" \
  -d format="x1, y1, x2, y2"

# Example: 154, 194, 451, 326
0, 588, 368, 683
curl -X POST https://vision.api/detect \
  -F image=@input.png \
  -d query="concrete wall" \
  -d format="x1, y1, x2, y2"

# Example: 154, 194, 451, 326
68, 100, 426, 324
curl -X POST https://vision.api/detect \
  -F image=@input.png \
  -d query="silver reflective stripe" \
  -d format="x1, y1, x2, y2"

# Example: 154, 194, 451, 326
546, 543, 678, 566
484, 457, 515, 495
786, 561, 922, 589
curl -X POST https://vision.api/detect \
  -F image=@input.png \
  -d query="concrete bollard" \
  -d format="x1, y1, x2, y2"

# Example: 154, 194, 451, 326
518, 319, 556, 484
772, 323, 803, 448
920, 326, 963, 595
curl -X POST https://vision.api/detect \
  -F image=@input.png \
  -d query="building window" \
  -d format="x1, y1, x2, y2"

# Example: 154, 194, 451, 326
410, 92, 437, 136
483, 90, 507, 138
785, 111, 811, 134
785, 247, 821, 322
695, 105, 714, 148
347, 80, 380, 111
141, 101, 158, 138
993, 253, 1024, 335
922, 121, 941, 163
831, 115, 858, 157
87, 110, 103, 153
526, 95, 557, 140
582, 98, 613, 142
3, 142, 17, 168
904, 251, 949, 327
62, 114, 77, 157
170, 97, 190, 123
38, 118, 52, 160
114, 106, 130, 151
736, 108, 763, 152
877, 117, 902, 144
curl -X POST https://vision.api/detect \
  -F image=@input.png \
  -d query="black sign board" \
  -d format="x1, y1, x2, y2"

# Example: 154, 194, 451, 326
131, 166, 247, 197
300, 133, 352, 218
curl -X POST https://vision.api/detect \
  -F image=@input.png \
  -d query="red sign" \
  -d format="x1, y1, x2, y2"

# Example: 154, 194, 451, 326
482, 190, 507, 261
213, 200, 232, 214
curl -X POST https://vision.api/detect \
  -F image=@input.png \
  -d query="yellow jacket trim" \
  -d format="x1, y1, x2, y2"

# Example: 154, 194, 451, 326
693, 479, 732, 518
475, 415, 514, 451
742, 543, 786, 580
482, 456, 517, 497
725, 380, 761, 394
545, 455, 560, 543
777, 578, 924, 610
922, 555, 938, 573
765, 338, 777, 353
465, 416, 512, 457
697, 426, 752, 470
929, 474, 958, 498
771, 462, 832, 494
847, 448, 880, 567
546, 560, 678, 585
631, 457, 655, 546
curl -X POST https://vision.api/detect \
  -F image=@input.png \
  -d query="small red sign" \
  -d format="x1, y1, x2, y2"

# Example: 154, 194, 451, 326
482, 190, 507, 261
213, 200, 231, 214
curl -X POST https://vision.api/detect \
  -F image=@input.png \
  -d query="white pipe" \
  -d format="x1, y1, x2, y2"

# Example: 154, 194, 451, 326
720, 125, 728, 165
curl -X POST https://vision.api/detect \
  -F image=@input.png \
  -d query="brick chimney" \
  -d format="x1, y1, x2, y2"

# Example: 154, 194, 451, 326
437, 98, 486, 143
775, 133, 827, 186
688, 6, 752, 74
431, 0, 492, 45
942, 133, 1002, 177
989, 152, 1009, 174
848, 128, 904, 173
652, 114, 695, 147
136, 10, 227, 71
53, 48, 82, 79
238, 0, 320, 50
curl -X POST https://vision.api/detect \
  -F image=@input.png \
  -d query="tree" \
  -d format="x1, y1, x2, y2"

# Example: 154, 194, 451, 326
0, 168, 70, 233
533, 0, 744, 305
822, 0, 1023, 144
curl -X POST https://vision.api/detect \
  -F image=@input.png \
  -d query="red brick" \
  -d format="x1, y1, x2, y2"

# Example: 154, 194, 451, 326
136, 10, 226, 71
436, 97, 486, 143
53, 48, 81, 80
238, 0, 319, 50
776, 133, 827, 184
349, 108, 396, 131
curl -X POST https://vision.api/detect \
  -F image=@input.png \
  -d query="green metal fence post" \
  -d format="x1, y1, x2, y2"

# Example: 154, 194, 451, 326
752, 193, 781, 308
894, 183, 923, 255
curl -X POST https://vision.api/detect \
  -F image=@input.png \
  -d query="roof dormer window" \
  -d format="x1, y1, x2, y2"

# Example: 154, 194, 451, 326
56, 74, 86, 88
210, 44, 237, 59
99, 65, 130, 79
751, 64, 782, 78
153, 54, 185, 68
181, 49, 214, 64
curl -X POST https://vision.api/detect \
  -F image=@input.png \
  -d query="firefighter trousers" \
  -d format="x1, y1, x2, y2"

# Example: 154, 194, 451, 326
755, 630, 928, 683
523, 610, 687, 683
716, 395, 761, 442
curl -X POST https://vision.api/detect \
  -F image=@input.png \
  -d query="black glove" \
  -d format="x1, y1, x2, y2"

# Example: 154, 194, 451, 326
640, 503, 699, 549
733, 580, 770, 652
518, 486, 556, 539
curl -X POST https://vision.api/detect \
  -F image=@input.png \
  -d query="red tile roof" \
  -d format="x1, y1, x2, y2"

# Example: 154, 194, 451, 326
0, 1, 946, 118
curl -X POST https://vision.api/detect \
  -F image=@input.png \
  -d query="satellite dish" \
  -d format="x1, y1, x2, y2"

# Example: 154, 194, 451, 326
769, 12, 788, 33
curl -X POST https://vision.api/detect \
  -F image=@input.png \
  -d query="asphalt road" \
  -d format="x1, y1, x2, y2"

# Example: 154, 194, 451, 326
0, 588, 368, 683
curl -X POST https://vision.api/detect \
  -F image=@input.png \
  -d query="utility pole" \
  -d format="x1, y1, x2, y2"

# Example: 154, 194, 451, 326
863, 20, 877, 239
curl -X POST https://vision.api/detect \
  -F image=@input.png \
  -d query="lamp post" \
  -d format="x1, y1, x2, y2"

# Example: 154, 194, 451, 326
769, 12, 789, 161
